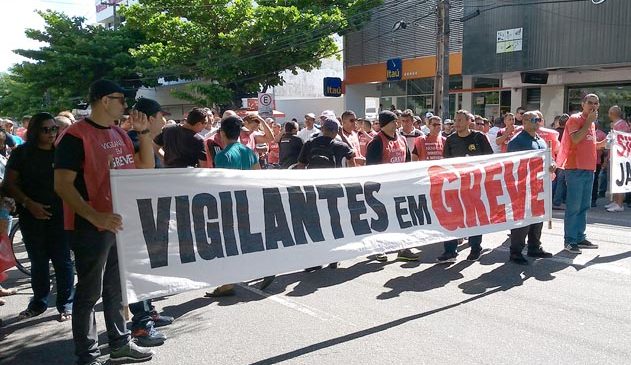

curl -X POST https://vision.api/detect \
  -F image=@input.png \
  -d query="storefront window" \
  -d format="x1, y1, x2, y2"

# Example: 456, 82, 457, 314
472, 91, 501, 119
407, 95, 433, 115
381, 81, 407, 96
567, 85, 631, 131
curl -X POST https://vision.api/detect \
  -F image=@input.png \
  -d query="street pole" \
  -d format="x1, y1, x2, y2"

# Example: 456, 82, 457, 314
101, 1, 120, 30
433, 0, 450, 120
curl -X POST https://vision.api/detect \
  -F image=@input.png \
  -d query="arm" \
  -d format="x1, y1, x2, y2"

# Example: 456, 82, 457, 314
495, 127, 511, 145
54, 169, 122, 232
570, 112, 596, 145
253, 116, 275, 145
365, 138, 382, 166
130, 111, 155, 169
4, 169, 52, 220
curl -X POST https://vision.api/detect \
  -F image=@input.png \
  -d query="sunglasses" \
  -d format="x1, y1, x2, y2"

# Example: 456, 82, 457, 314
527, 118, 542, 123
41, 126, 59, 134
431, 123, 442, 127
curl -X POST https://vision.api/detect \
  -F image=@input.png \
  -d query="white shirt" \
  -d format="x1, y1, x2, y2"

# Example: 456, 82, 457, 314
297, 126, 319, 142
487, 126, 501, 153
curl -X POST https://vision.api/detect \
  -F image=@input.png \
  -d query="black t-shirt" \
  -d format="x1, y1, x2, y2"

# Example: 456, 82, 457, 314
278, 133, 304, 168
128, 130, 162, 168
365, 133, 412, 165
6, 144, 62, 222
154, 125, 206, 168
443, 131, 494, 158
298, 135, 354, 168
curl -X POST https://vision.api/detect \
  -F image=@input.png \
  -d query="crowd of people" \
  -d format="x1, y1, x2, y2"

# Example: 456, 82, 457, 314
0, 78, 626, 365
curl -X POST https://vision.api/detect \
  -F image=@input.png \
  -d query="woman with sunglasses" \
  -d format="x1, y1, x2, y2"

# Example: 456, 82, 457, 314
4, 112, 74, 322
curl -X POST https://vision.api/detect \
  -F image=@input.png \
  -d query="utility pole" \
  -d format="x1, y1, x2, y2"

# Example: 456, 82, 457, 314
101, 1, 121, 30
433, 0, 450, 120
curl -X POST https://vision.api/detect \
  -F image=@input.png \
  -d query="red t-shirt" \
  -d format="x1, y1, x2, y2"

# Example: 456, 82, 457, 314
558, 113, 597, 171
357, 131, 374, 158
496, 126, 523, 153
413, 134, 446, 161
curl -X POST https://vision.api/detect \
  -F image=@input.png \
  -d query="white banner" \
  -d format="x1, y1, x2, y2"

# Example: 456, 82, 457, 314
111, 150, 552, 303
610, 130, 631, 194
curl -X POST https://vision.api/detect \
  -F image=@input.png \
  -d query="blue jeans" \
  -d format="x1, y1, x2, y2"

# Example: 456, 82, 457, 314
564, 170, 594, 245
444, 235, 482, 254
21, 217, 74, 314
553, 169, 567, 206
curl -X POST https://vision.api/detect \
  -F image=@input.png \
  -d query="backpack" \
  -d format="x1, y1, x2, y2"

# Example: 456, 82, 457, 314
307, 141, 337, 169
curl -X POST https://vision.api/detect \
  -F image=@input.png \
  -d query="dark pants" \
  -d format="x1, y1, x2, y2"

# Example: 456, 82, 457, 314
510, 223, 543, 254
21, 217, 74, 314
71, 229, 130, 364
444, 235, 482, 254
129, 299, 153, 325
553, 169, 566, 206
592, 165, 601, 203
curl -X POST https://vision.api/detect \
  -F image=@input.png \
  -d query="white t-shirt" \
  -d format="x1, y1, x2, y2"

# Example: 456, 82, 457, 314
487, 126, 501, 153
297, 126, 320, 142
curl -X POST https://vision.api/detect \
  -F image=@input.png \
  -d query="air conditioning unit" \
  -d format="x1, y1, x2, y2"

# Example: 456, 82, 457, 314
521, 72, 548, 84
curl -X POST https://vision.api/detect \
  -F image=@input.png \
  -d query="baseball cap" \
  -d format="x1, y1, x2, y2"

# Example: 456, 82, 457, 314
559, 113, 570, 122
133, 98, 171, 117
88, 79, 132, 103
321, 117, 340, 132
379, 111, 397, 127
305, 113, 316, 119
444, 119, 454, 124
320, 110, 336, 119
424, 112, 434, 119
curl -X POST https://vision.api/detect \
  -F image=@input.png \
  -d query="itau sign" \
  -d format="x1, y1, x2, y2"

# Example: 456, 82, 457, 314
111, 150, 552, 303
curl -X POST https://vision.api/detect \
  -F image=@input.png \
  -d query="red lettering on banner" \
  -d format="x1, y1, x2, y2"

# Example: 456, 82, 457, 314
429, 166, 466, 231
456, 164, 490, 227
616, 134, 631, 158
483, 162, 507, 224
529, 157, 545, 217
503, 161, 528, 221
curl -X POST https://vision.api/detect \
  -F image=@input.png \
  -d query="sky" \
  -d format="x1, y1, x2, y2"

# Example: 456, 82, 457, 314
0, 0, 96, 72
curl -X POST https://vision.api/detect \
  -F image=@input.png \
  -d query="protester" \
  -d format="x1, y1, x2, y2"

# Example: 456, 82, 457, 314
473, 115, 486, 133
4, 112, 74, 322
267, 120, 282, 167
592, 121, 608, 207
340, 110, 365, 166
552, 113, 570, 209
55, 115, 73, 134
357, 119, 375, 158
278, 121, 303, 168
411, 116, 445, 161
605, 106, 629, 212
556, 93, 607, 254
515, 106, 526, 126
495, 112, 522, 153
420, 112, 433, 135
399, 109, 424, 155
154, 107, 207, 168
16, 115, 30, 140
54, 79, 156, 364
443, 118, 454, 136
506, 111, 554, 265
437, 110, 494, 263
366, 111, 417, 262
298, 113, 320, 142
297, 117, 356, 169
240, 114, 275, 151
487, 117, 503, 153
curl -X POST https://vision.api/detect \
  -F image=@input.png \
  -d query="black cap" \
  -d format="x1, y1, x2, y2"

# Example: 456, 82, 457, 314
133, 98, 170, 117
379, 110, 397, 127
88, 79, 131, 103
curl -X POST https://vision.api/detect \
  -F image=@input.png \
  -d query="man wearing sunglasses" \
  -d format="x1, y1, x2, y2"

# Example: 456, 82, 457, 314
556, 94, 608, 254
506, 111, 555, 265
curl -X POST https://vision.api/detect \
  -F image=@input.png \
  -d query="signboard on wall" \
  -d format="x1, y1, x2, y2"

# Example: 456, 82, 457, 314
323, 77, 343, 97
386, 58, 402, 81
496, 27, 523, 54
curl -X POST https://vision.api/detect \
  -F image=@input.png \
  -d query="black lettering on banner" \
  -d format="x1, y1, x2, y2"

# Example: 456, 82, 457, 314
394, 196, 413, 229
137, 197, 171, 269
219, 191, 239, 256
363, 182, 388, 232
407, 195, 432, 226
344, 183, 371, 236
317, 184, 346, 239
234, 190, 264, 254
616, 162, 631, 187
262, 188, 296, 249
287, 186, 325, 244
175, 195, 196, 264
191, 193, 224, 260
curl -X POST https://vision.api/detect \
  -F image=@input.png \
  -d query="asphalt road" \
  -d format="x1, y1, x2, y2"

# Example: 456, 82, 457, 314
1, 199, 630, 365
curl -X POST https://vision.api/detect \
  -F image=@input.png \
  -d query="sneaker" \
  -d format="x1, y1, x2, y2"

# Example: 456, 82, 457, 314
436, 252, 457, 264
85, 359, 106, 365
527, 249, 553, 258
564, 244, 582, 254
150, 310, 173, 328
109, 341, 155, 363
132, 320, 166, 347
396, 249, 420, 262
509, 253, 529, 265
17, 308, 45, 320
577, 240, 599, 249
466, 249, 482, 261
370, 254, 388, 262
604, 202, 617, 209
606, 204, 624, 212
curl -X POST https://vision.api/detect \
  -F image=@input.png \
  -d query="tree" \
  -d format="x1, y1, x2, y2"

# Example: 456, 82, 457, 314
9, 10, 151, 113
0, 73, 43, 118
122, 0, 382, 107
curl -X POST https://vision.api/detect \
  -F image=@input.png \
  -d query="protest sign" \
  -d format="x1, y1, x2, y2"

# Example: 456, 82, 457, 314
111, 150, 552, 303
610, 130, 631, 194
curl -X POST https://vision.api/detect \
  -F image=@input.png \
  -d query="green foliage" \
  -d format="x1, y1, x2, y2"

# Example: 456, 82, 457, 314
0, 73, 43, 118
123, 0, 382, 107
6, 10, 149, 114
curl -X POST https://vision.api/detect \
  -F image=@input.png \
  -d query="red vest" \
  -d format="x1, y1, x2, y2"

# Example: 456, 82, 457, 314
59, 119, 136, 230
414, 134, 445, 161
378, 132, 407, 164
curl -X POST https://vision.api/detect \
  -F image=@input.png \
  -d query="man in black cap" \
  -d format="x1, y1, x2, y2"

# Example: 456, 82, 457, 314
278, 121, 304, 168
130, 97, 168, 168
55, 79, 156, 364
154, 107, 207, 168
365, 111, 418, 262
